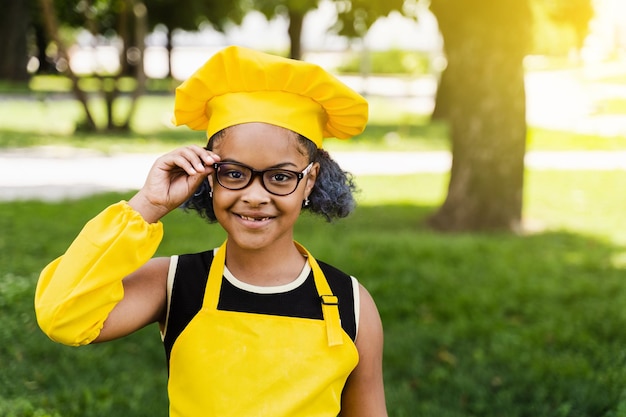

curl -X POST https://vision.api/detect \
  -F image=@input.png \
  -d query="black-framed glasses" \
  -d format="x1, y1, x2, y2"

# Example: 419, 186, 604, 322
213, 161, 314, 196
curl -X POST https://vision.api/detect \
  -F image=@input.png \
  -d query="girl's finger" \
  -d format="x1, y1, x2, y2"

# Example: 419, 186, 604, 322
161, 153, 200, 177
176, 146, 206, 173
200, 147, 221, 167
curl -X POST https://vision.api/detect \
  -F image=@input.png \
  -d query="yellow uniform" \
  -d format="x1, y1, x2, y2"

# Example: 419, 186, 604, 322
35, 202, 359, 415
168, 241, 359, 416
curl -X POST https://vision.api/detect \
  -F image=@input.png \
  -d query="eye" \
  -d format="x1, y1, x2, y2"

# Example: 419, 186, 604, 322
267, 170, 297, 183
219, 165, 248, 181
225, 170, 243, 179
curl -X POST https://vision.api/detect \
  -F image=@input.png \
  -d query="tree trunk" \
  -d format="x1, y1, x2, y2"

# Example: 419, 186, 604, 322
287, 10, 304, 60
166, 27, 173, 79
120, 1, 148, 131
33, 23, 56, 74
38, 0, 98, 131
0, 0, 30, 81
428, 0, 531, 232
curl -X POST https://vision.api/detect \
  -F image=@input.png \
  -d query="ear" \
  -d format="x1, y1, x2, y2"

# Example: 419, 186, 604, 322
304, 162, 320, 198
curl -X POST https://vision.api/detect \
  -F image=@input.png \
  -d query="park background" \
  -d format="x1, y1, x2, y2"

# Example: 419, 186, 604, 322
1, 0, 626, 416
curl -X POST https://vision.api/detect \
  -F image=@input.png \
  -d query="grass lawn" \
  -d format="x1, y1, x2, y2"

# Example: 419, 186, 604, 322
0, 75, 625, 415
1, 94, 626, 153
1, 165, 625, 416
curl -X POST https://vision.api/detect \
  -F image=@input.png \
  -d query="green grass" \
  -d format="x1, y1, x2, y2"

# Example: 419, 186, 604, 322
0, 95, 448, 152
528, 127, 626, 151
1, 95, 626, 153
1, 166, 626, 416
1, 71, 626, 415
0, 75, 179, 95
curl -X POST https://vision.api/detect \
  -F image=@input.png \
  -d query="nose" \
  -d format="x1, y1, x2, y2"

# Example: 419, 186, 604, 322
241, 174, 270, 205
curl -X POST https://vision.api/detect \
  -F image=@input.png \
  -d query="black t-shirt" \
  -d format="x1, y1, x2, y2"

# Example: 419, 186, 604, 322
162, 250, 358, 362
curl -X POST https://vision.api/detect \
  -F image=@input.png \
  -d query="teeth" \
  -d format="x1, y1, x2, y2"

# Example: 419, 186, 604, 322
241, 215, 270, 222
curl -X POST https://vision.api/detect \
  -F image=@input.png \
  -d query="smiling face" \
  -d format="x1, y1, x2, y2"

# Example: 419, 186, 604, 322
209, 122, 318, 252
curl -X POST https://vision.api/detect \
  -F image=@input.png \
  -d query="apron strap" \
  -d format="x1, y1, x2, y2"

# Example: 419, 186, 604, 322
202, 240, 227, 310
203, 240, 344, 347
294, 242, 344, 347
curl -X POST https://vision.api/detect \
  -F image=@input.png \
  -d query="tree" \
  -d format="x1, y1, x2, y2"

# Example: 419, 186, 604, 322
531, 0, 595, 57
333, 0, 406, 38
545, 0, 594, 51
251, 0, 404, 59
38, 0, 148, 132
252, 0, 318, 59
426, 0, 593, 232
0, 0, 31, 81
426, 0, 532, 232
146, 0, 244, 78
38, 0, 97, 130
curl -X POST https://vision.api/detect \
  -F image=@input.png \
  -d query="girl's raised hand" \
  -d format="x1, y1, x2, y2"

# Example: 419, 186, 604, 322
129, 146, 220, 223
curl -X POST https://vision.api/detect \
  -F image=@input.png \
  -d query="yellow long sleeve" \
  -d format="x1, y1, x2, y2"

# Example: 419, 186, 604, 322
34, 201, 163, 346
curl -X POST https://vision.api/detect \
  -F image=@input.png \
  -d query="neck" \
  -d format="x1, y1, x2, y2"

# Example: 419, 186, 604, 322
224, 239, 307, 286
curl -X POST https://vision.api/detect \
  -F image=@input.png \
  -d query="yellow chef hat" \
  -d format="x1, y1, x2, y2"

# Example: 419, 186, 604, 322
172, 45, 368, 148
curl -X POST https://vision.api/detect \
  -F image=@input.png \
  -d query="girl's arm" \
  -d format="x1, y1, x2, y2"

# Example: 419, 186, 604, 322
92, 256, 171, 343
35, 146, 220, 346
34, 201, 165, 345
340, 285, 388, 416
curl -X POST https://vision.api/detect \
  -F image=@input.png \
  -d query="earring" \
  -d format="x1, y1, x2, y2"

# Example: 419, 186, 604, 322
209, 190, 213, 198
303, 198, 310, 207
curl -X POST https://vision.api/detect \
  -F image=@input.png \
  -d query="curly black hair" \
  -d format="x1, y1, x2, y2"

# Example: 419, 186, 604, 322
182, 127, 357, 223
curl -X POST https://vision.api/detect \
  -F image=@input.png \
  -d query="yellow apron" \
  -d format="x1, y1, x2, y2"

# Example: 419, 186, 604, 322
168, 241, 359, 417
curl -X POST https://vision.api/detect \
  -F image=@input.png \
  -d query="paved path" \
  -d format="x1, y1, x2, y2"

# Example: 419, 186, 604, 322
1, 147, 624, 201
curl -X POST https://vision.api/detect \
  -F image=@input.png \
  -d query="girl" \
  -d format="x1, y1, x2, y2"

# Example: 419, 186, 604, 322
35, 45, 387, 416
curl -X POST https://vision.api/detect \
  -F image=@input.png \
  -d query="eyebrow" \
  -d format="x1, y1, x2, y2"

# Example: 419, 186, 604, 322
219, 159, 300, 170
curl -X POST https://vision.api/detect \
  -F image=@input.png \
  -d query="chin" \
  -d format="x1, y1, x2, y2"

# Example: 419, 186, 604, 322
227, 233, 273, 251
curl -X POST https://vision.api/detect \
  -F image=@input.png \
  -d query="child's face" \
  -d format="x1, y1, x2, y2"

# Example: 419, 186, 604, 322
209, 122, 318, 251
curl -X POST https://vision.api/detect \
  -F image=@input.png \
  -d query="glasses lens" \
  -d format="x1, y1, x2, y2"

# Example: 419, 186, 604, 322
216, 163, 252, 190
263, 169, 300, 195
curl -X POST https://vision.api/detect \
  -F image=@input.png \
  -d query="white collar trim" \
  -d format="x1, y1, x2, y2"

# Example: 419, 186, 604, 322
220, 255, 312, 294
